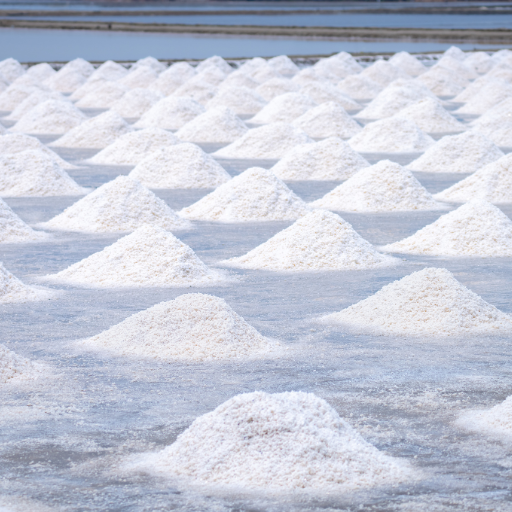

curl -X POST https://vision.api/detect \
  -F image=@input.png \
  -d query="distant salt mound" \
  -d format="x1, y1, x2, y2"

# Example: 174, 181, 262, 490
196, 55, 232, 75
26, 63, 56, 82
255, 77, 299, 101
464, 52, 493, 74
0, 58, 24, 82
249, 92, 317, 124
349, 118, 434, 153
0, 343, 39, 384
41, 176, 189, 233
471, 123, 512, 148
82, 293, 276, 361
310, 160, 444, 212
0, 83, 44, 111
213, 123, 312, 159
180, 167, 310, 222
0, 150, 87, 197
320, 267, 512, 336
453, 76, 495, 103
223, 210, 397, 271
88, 60, 128, 82
135, 96, 205, 130
70, 76, 109, 101
485, 63, 512, 82
444, 46, 467, 61
188, 67, 227, 87
292, 102, 362, 139
247, 63, 283, 84
299, 82, 360, 110
176, 107, 248, 143
11, 100, 86, 135
43, 68, 86, 93
6, 90, 67, 121
388, 52, 427, 77
219, 71, 259, 90
58, 58, 94, 77
292, 68, 327, 87
271, 137, 368, 181
172, 81, 217, 105
436, 55, 477, 80
118, 66, 158, 89
206, 86, 266, 115
0, 262, 53, 304
0, 197, 47, 243
359, 60, 410, 87
417, 67, 467, 97
132, 391, 412, 491
268, 55, 299, 75
50, 111, 131, 149
149, 62, 196, 96
314, 56, 362, 82
337, 75, 382, 101
471, 97, 512, 129
237, 57, 268, 76
131, 56, 166, 74
408, 131, 504, 174
75, 82, 128, 109
456, 80, 512, 115
109, 88, 163, 118
45, 225, 225, 288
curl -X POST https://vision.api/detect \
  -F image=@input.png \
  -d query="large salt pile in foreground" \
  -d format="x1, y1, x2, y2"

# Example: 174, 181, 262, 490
271, 137, 369, 181
382, 200, 512, 256
310, 160, 444, 212
110, 88, 163, 118
40, 176, 190, 233
213, 123, 312, 159
134, 96, 205, 130
0, 262, 53, 303
206, 86, 266, 115
6, 90, 67, 121
129, 144, 231, 189
0, 198, 48, 243
320, 267, 512, 336
131, 391, 412, 491
408, 131, 504, 174
250, 92, 317, 124
81, 294, 277, 361
223, 210, 398, 271
0, 343, 39, 384
179, 167, 310, 221
45, 225, 224, 288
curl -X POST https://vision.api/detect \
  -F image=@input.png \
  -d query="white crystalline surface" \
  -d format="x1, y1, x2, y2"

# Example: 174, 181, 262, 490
88, 128, 178, 166
0, 83, 43, 111
179, 167, 310, 222
337, 75, 382, 101
310, 160, 444, 212
408, 131, 504, 174
255, 78, 299, 101
70, 76, 109, 101
110, 88, 163, 118
132, 391, 412, 491
206, 86, 266, 115
196, 55, 232, 75
0, 262, 53, 304
299, 82, 360, 110
250, 92, 317, 124
0, 58, 25, 82
0, 197, 47, 243
149, 62, 196, 96
6, 90, 67, 121
0, 343, 38, 384
172, 81, 217, 105
359, 60, 410, 87
268, 55, 299, 75
417, 66, 466, 97
88, 60, 128, 82
26, 63, 56, 82
75, 82, 128, 109
82, 294, 277, 361
453, 76, 497, 103
456, 80, 512, 115
43, 69, 86, 94
118, 66, 158, 89
45, 225, 224, 288
320, 267, 512, 336
271, 137, 369, 181
213, 123, 312, 159
223, 210, 398, 271
129, 143, 231, 189
41, 176, 190, 233
388, 52, 427, 76
134, 96, 205, 130
436, 55, 477, 80
219, 72, 259, 91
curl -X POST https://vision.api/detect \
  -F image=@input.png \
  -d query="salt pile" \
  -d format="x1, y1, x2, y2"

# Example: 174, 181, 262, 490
0, 197, 47, 243
268, 55, 299, 75
50, 111, 131, 149
271, 137, 369, 181
0, 343, 38, 384
196, 55, 232, 75
254, 78, 299, 101
434, 154, 512, 204
56, 57, 94, 77
292, 68, 326, 87
88, 128, 178, 166
213, 123, 312, 159
456, 80, 512, 115
87, 60, 128, 81
43, 68, 86, 94
250, 92, 317, 124
219, 72, 259, 90
70, 76, 109, 101
172, 81, 217, 105
129, 143, 231, 189
75, 82, 128, 109
485, 63, 512, 82
310, 160, 444, 212
0, 150, 87, 197
118, 66, 158, 89
132, 391, 412, 491
436, 55, 478, 80
417, 66, 467, 97
110, 88, 163, 118
348, 118, 434, 153
388, 52, 427, 76
82, 294, 276, 361
26, 63, 56, 82
359, 60, 410, 87
444, 46, 467, 61
45, 225, 224, 288
189, 67, 227, 87
292, 101, 362, 139
135, 96, 205, 130
131, 56, 166, 74
0, 58, 25, 82
149, 62, 196, 96
247, 63, 283, 84
299, 82, 360, 110
0, 83, 44, 111
408, 131, 504, 174
6, 90, 67, 121
314, 56, 362, 82
223, 210, 397, 271
175, 107, 248, 143
206, 86, 266, 115
471, 97, 512, 128
41, 176, 189, 233
0, 262, 53, 304
337, 75, 383, 101
179, 167, 310, 221
467, 123, 512, 149
320, 267, 512, 336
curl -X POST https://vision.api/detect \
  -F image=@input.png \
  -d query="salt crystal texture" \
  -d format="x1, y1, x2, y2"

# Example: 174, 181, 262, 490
453, 76, 494, 103
417, 67, 466, 97
271, 137, 368, 181
88, 60, 128, 81
389, 52, 427, 77
0, 262, 53, 303
131, 56, 166, 74
359, 60, 410, 87
135, 96, 205, 130
436, 55, 477, 80
70, 77, 109, 101
456, 81, 512, 115
246, 64, 283, 84
110, 88, 163, 118
219, 72, 259, 91
149, 62, 196, 96
249, 92, 317, 124
292, 68, 326, 87
299, 82, 360, 110
320, 267, 512, 336
255, 78, 300, 101
206, 86, 266, 115
268, 55, 299, 75
75, 82, 128, 109
179, 167, 310, 221
118, 66, 158, 89
310, 160, 444, 212
58, 58, 94, 77
172, 81, 217, 105
26, 63, 56, 82
0, 58, 25, 82
82, 293, 277, 361
45, 225, 224, 288
132, 391, 412, 491
196, 56, 232, 76
473, 122, 512, 148
6, 90, 68, 121
471, 97, 512, 129
337, 75, 383, 101
237, 57, 267, 76
41, 176, 189, 233
485, 63, 512, 82
43, 69, 86, 93
314, 56, 362, 82
0, 83, 47, 111
188, 67, 227, 87
0, 343, 38, 384
0, 197, 48, 243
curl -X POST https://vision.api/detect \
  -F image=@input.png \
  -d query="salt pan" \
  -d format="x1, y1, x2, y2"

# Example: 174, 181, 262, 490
134, 96, 205, 130
110, 88, 163, 118
250, 92, 317, 124
206, 86, 266, 115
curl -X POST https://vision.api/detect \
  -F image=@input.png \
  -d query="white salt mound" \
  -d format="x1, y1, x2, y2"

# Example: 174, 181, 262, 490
149, 62, 196, 96
219, 72, 259, 91
129, 143, 231, 189
0, 58, 25, 82
58, 58, 94, 77
268, 55, 299, 75
206, 86, 266, 115
188, 67, 227, 87
88, 128, 178, 166
359, 60, 410, 87
133, 391, 412, 491
444, 46, 467, 61
456, 80, 512, 115
75, 82, 128, 109
43, 69, 86, 93
321, 267, 512, 336
0, 262, 53, 304
436, 55, 477, 80
382, 200, 512, 256
465, 52, 493, 74
213, 123, 312, 159
314, 56, 361, 82
271, 137, 369, 181
0, 197, 47, 243
88, 60, 128, 82
299, 82, 360, 110
5, 90, 67, 121
45, 225, 224, 288
453, 76, 496, 103
131, 56, 166, 74
40, 176, 189, 233
310, 160, 444, 212
337, 75, 382, 101
246, 63, 283, 84
0, 343, 38, 384
417, 67, 466, 97
179, 167, 310, 222
389, 52, 427, 77
172, 81, 217, 105
118, 66, 158, 89
349, 118, 434, 153
175, 107, 248, 143
134, 96, 205, 130
292, 68, 327, 87
110, 88, 163, 118
223, 209, 398, 271
254, 78, 299, 101
0, 83, 47, 111
196, 55, 232, 76
26, 63, 56, 82
408, 131, 504, 174
82, 294, 277, 361
70, 76, 109, 101
250, 92, 317, 124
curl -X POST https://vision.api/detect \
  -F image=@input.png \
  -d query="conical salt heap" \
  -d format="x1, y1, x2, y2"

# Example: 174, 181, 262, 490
0, 58, 25, 82
320, 267, 512, 336
250, 92, 317, 124
0, 82, 42, 111
299, 82, 360, 110
310, 160, 445, 212
222, 210, 398, 271
382, 200, 512, 256
6, 90, 67, 121
268, 54, 299, 75
26, 63, 56, 82
254, 77, 299, 101
75, 81, 128, 109
131, 391, 412, 491
456, 80, 512, 115
179, 167, 310, 222
388, 52, 427, 77
87, 60, 128, 81
337, 75, 382, 101
0, 262, 53, 303
172, 80, 217, 105
452, 76, 495, 103
131, 56, 166, 74
416, 66, 466, 97
0, 343, 38, 384
134, 96, 205, 130
81, 293, 277, 361
110, 88, 163, 118
220, 72, 259, 91
40, 176, 190, 233
206, 86, 266, 115
196, 55, 232, 75
44, 225, 224, 288
0, 198, 48, 243
271, 137, 369, 181
148, 62, 196, 96
118, 66, 158, 89
358, 60, 410, 87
